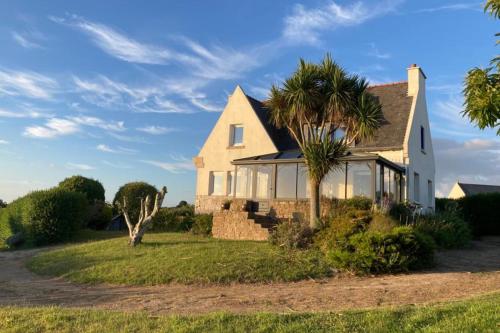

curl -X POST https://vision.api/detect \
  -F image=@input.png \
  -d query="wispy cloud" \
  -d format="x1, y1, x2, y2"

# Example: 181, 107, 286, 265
11, 31, 42, 49
71, 116, 125, 132
66, 162, 95, 170
367, 43, 391, 59
0, 69, 58, 100
24, 118, 80, 138
142, 157, 195, 173
96, 144, 136, 154
108, 132, 149, 144
0, 107, 51, 119
102, 160, 133, 169
136, 125, 176, 135
416, 3, 482, 14
283, 0, 403, 45
50, 15, 173, 65
0, 139, 9, 145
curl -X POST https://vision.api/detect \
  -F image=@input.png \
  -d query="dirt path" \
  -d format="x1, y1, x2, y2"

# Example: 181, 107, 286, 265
0, 238, 499, 314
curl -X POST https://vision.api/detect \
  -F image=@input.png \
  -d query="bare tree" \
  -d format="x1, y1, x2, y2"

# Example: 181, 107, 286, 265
116, 186, 167, 246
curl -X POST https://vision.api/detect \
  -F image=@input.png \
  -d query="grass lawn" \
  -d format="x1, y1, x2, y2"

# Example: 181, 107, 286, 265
27, 232, 331, 285
1, 293, 498, 332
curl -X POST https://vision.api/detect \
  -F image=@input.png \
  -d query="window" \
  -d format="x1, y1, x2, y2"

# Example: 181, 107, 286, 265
209, 171, 224, 196
230, 125, 244, 146
255, 165, 273, 199
276, 164, 297, 198
321, 165, 346, 199
428, 180, 433, 207
227, 171, 234, 196
346, 162, 372, 198
420, 126, 425, 151
235, 166, 253, 198
297, 164, 310, 198
375, 163, 381, 203
414, 172, 420, 203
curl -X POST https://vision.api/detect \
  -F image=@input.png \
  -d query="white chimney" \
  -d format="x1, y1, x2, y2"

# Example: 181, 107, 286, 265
407, 64, 426, 97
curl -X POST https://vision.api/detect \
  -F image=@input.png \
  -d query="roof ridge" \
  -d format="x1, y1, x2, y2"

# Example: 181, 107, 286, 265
368, 81, 407, 88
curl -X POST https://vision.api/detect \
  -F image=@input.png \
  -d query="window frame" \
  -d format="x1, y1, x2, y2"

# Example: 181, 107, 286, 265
230, 124, 244, 147
209, 171, 225, 196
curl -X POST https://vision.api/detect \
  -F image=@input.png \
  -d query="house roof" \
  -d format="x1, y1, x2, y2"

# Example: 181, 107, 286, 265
457, 183, 500, 196
244, 82, 413, 152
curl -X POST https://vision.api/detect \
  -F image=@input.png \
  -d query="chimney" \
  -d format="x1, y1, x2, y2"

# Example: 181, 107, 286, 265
407, 64, 426, 97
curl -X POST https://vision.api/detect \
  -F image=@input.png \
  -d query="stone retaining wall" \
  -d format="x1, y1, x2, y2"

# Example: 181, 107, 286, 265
212, 210, 270, 241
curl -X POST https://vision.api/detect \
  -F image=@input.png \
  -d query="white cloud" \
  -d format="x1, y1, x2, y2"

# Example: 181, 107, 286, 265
0, 69, 58, 100
96, 144, 136, 154
24, 118, 80, 138
108, 132, 149, 144
102, 160, 133, 169
283, 0, 403, 44
0, 139, 9, 145
71, 116, 125, 132
0, 107, 50, 119
66, 162, 96, 170
136, 126, 176, 135
12, 31, 41, 49
367, 43, 391, 59
51, 15, 173, 64
142, 158, 195, 173
416, 3, 481, 14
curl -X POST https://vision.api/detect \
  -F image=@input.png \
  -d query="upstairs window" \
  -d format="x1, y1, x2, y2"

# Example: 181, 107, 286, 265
420, 126, 425, 151
230, 125, 244, 146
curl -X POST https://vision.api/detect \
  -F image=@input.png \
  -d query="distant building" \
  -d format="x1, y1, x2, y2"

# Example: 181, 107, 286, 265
448, 182, 500, 199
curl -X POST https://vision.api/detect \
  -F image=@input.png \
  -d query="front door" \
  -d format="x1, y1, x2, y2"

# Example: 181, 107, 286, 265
254, 164, 273, 212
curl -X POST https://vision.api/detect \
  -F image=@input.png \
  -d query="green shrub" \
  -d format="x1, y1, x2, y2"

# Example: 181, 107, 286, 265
367, 213, 399, 233
414, 211, 472, 249
0, 189, 87, 248
190, 214, 213, 236
322, 196, 373, 219
435, 198, 456, 213
152, 205, 194, 232
58, 175, 105, 203
269, 220, 314, 249
87, 201, 113, 230
113, 182, 158, 223
328, 227, 435, 274
388, 202, 415, 223
458, 193, 500, 236
314, 210, 371, 252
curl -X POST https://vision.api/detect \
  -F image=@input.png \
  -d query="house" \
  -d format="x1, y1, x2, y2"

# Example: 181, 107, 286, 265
193, 64, 435, 224
448, 182, 500, 199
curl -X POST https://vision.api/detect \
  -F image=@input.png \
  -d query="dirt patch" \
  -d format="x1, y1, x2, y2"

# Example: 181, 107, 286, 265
0, 238, 499, 314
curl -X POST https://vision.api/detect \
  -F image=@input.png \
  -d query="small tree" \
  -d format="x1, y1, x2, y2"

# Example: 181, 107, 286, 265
113, 182, 158, 222
116, 186, 167, 246
0, 199, 6, 208
266, 54, 382, 229
463, 0, 500, 134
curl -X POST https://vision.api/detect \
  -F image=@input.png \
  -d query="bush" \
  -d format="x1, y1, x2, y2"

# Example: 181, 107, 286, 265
269, 220, 314, 250
190, 214, 213, 236
113, 182, 158, 223
367, 213, 399, 233
328, 227, 435, 274
458, 193, 500, 236
152, 205, 194, 232
0, 189, 87, 248
58, 176, 105, 204
87, 201, 113, 230
435, 198, 456, 213
414, 211, 471, 249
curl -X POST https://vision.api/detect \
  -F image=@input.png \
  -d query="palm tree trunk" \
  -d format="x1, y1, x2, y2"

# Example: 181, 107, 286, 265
309, 178, 321, 229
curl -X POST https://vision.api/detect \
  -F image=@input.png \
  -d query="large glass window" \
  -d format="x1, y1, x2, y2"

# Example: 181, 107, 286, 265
321, 164, 346, 199
209, 171, 224, 196
255, 165, 273, 199
376, 163, 381, 203
297, 164, 310, 198
230, 125, 244, 146
346, 162, 372, 198
235, 166, 253, 198
276, 164, 297, 198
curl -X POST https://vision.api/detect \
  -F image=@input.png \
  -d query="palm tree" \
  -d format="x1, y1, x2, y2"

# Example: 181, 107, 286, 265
266, 54, 383, 229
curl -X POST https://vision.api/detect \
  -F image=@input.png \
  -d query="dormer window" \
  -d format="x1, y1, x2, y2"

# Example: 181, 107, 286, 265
230, 124, 244, 146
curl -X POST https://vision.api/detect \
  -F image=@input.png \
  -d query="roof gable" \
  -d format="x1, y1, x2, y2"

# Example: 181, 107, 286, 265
458, 183, 500, 196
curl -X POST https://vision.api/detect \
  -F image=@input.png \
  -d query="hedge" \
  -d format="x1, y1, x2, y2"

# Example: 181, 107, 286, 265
458, 193, 500, 236
58, 175, 105, 204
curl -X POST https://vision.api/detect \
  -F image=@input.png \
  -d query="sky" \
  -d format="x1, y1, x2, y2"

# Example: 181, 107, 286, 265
0, 0, 498, 205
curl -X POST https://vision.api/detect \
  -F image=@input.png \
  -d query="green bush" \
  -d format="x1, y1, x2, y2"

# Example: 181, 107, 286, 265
328, 227, 435, 274
435, 198, 456, 213
58, 175, 105, 204
113, 182, 158, 223
367, 213, 399, 233
269, 220, 314, 249
414, 211, 472, 249
0, 189, 87, 248
458, 193, 500, 236
190, 214, 213, 236
87, 201, 113, 230
152, 205, 194, 232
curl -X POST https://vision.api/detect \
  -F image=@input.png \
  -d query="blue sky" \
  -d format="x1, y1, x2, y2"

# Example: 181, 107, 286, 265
0, 0, 498, 204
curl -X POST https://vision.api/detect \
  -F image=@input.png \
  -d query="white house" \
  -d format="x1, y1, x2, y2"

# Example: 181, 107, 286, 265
448, 182, 500, 199
193, 64, 435, 219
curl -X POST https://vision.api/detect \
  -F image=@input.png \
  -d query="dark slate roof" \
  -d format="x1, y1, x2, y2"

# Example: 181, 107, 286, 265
245, 81, 413, 152
354, 82, 413, 150
458, 183, 500, 196
246, 95, 299, 151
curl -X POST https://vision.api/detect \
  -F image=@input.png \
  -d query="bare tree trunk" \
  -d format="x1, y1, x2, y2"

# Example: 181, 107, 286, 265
309, 179, 321, 229
117, 186, 167, 246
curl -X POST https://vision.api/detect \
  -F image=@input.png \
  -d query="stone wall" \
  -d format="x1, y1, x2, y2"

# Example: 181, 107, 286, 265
212, 210, 270, 241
